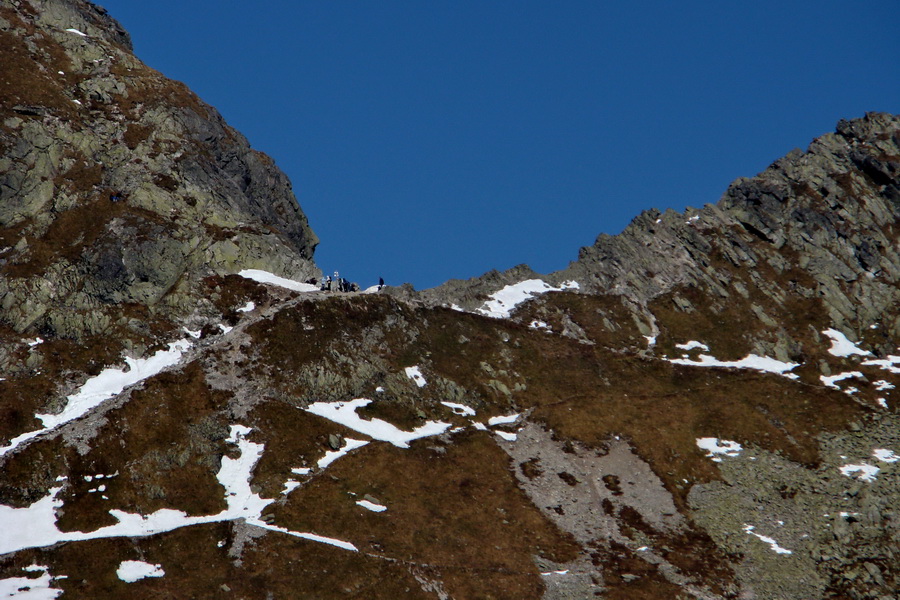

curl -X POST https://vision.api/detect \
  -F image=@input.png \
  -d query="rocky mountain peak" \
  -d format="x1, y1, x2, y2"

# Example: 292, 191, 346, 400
0, 0, 319, 346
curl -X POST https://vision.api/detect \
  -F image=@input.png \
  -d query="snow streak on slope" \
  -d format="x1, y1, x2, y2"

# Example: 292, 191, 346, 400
305, 399, 450, 448
477, 280, 579, 318
0, 340, 192, 457
237, 269, 319, 293
667, 353, 800, 378
0, 425, 355, 555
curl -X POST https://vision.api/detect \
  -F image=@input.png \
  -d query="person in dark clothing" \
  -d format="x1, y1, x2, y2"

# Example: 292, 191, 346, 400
378, 277, 384, 291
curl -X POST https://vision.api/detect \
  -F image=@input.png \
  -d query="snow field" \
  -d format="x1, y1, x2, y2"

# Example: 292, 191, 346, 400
476, 279, 579, 319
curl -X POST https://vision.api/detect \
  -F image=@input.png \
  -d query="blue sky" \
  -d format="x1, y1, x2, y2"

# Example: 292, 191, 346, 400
103, 1, 899, 289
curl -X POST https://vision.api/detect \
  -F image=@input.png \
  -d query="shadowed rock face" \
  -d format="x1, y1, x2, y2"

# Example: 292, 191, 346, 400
0, 0, 319, 341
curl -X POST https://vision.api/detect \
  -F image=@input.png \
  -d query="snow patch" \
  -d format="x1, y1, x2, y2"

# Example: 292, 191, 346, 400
64, 28, 87, 36
676, 341, 709, 351
820, 371, 863, 389
494, 430, 518, 442
0, 568, 62, 599
873, 449, 898, 463
237, 301, 256, 313
644, 335, 657, 347
529, 320, 550, 331
822, 329, 872, 357
305, 399, 449, 448
742, 525, 792, 555
487, 413, 520, 426
697, 438, 742, 462
116, 560, 164, 583
861, 355, 900, 374
356, 499, 387, 512
404, 366, 427, 387
839, 463, 880, 482
441, 402, 476, 416
317, 438, 370, 469
237, 269, 318, 293
873, 380, 894, 391
477, 280, 579, 318
668, 353, 800, 378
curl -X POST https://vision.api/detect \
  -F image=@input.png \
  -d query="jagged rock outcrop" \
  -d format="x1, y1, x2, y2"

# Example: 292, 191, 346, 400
0, 0, 319, 341
408, 112, 900, 357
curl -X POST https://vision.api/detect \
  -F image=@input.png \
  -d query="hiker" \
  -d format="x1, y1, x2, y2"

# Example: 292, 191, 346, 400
378, 277, 384, 291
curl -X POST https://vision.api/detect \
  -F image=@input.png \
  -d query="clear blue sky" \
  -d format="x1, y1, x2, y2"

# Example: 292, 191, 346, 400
103, 1, 898, 289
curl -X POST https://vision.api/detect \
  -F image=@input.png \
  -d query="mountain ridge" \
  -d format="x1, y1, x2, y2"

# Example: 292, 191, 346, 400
1, 2, 899, 599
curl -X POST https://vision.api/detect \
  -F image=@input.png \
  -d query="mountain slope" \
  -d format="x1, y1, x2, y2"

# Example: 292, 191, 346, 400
1, 2, 899, 599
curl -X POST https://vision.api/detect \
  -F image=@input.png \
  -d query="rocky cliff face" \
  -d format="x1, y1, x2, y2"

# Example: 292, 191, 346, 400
1, 2, 899, 599
0, 0, 319, 348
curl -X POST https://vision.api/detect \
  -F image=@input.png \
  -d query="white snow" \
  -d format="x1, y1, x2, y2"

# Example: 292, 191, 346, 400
839, 463, 880, 482
494, 430, 518, 442
873, 380, 895, 391
218, 324, 233, 334
742, 525, 792, 555
237, 269, 318, 293
281, 481, 301, 495
0, 568, 62, 599
375, 386, 385, 393
317, 438, 370, 470
873, 449, 898, 463
116, 560, 164, 583
877, 398, 889, 409
820, 371, 863, 389
822, 329, 872, 357
1, 340, 191, 458
529, 320, 550, 331
217, 425, 270, 518
305, 399, 450, 448
476, 280, 579, 319
246, 521, 358, 552
361, 285, 381, 294
237, 301, 256, 313
183, 327, 201, 339
472, 422, 488, 431
356, 499, 387, 513
487, 413, 520, 426
440, 402, 476, 416
861, 355, 900, 374
540, 570, 570, 576
697, 438, 742, 462
0, 423, 271, 555
404, 366, 427, 387
291, 467, 311, 476
676, 341, 709, 351
668, 353, 800, 378
26, 338, 44, 347
64, 28, 87, 36
644, 335, 657, 347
